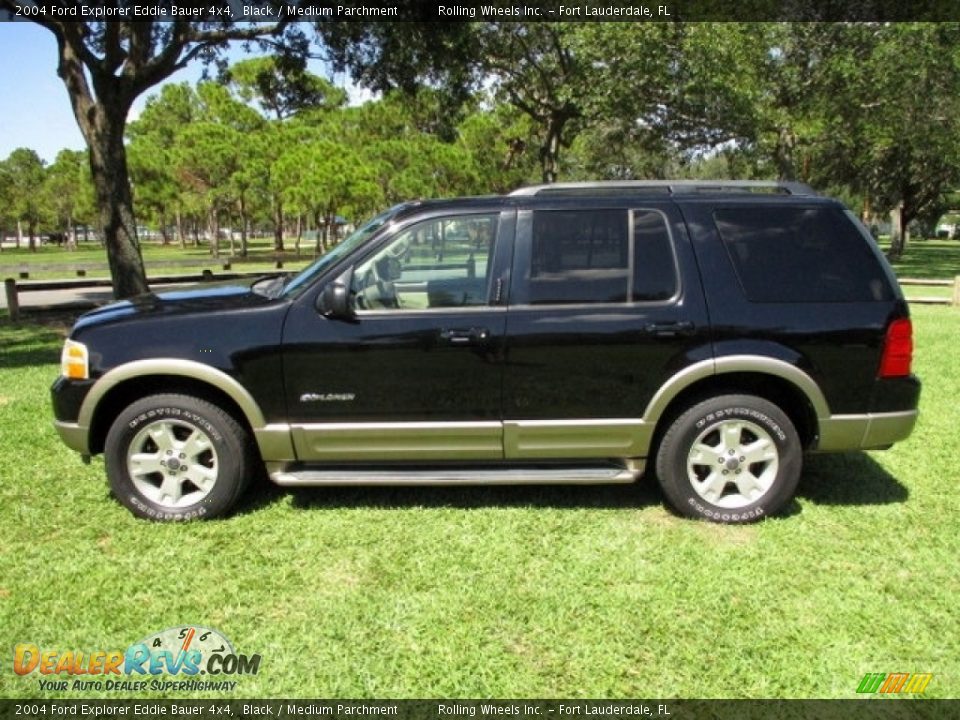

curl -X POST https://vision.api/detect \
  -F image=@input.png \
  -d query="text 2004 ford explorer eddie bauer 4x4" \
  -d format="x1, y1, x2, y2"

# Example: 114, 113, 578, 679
51, 181, 920, 523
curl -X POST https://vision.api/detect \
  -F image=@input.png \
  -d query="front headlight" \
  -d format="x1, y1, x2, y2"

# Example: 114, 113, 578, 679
61, 340, 89, 379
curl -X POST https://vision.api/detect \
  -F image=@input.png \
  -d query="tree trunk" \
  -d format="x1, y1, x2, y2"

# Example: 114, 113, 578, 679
17, 219, 23, 248
28, 220, 37, 252
273, 197, 285, 251
325, 211, 336, 251
238, 196, 248, 258
159, 215, 170, 245
540, 116, 565, 184
207, 207, 220, 259
85, 109, 149, 298
775, 127, 797, 181
888, 202, 906, 260
176, 210, 186, 249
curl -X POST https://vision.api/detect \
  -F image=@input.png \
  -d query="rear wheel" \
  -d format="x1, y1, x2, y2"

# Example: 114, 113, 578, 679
104, 394, 253, 521
655, 394, 802, 523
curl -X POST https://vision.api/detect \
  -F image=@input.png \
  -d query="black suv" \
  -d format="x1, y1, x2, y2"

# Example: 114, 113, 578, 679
51, 181, 920, 523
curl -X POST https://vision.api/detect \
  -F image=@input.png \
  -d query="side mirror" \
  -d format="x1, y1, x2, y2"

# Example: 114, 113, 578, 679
317, 267, 354, 319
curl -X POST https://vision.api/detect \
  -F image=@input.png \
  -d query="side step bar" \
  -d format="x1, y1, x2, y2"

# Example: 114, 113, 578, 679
268, 463, 642, 487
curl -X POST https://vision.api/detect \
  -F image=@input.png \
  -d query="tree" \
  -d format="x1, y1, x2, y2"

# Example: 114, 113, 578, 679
807, 23, 960, 257
321, 22, 590, 183
455, 105, 539, 193
0, 9, 303, 297
4, 148, 46, 251
222, 58, 346, 252
41, 149, 95, 247
0, 159, 16, 251
319, 23, 736, 184
127, 83, 199, 247
226, 55, 347, 120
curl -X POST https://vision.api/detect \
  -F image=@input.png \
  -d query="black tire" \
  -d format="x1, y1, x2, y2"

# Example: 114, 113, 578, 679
104, 394, 253, 521
654, 394, 802, 524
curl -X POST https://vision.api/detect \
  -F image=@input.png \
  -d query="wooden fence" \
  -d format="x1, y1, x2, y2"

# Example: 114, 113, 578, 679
898, 277, 960, 306
3, 269, 294, 323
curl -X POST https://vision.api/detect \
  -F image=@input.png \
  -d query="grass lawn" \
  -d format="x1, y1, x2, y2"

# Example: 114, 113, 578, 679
0, 304, 957, 699
887, 239, 960, 280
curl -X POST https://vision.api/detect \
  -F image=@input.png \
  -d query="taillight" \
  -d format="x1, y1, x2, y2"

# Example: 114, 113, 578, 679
878, 318, 913, 378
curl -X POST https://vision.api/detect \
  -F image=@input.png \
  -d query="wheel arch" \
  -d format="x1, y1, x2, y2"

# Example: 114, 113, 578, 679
643, 356, 827, 457
82, 361, 266, 456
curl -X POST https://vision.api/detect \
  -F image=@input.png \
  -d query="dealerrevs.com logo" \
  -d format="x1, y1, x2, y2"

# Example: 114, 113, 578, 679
12, 626, 260, 693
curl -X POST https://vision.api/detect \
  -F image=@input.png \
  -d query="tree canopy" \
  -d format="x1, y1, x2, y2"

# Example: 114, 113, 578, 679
4, 19, 960, 274
0, 7, 307, 296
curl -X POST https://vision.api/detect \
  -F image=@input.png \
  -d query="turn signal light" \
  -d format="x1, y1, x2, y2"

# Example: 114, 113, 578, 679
61, 340, 89, 380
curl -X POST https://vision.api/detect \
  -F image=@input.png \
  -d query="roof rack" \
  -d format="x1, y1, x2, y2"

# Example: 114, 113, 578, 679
508, 180, 816, 197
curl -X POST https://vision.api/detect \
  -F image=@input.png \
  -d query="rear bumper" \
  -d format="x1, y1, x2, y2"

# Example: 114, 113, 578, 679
816, 410, 918, 452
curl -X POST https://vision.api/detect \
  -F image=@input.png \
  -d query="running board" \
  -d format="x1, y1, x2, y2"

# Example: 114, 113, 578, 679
268, 463, 642, 487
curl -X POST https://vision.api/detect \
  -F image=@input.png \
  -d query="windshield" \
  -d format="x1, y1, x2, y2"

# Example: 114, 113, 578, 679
279, 204, 412, 298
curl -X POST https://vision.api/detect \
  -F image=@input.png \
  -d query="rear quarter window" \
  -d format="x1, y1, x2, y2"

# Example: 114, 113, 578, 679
714, 205, 895, 303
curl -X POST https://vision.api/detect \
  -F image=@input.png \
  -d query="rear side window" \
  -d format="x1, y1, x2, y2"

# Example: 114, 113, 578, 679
516, 209, 677, 305
714, 205, 894, 303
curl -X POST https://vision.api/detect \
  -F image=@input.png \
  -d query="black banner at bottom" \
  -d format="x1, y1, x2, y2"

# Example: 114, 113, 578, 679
0, 700, 956, 720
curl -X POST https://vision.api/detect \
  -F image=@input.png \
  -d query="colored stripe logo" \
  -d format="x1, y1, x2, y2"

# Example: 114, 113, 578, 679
857, 672, 933, 694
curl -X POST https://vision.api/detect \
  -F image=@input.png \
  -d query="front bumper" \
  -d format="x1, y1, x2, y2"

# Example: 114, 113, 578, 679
53, 420, 90, 455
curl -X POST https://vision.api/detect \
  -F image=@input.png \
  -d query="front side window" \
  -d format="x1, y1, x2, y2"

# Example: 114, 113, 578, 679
513, 209, 677, 305
350, 214, 498, 311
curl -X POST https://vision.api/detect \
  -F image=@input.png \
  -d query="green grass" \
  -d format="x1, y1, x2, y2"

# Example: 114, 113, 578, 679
885, 239, 960, 281
0, 305, 957, 699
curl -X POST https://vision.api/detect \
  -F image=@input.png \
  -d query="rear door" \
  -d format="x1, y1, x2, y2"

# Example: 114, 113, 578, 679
502, 200, 710, 459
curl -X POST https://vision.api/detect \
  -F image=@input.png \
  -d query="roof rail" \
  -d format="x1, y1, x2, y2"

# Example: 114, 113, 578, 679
508, 180, 816, 197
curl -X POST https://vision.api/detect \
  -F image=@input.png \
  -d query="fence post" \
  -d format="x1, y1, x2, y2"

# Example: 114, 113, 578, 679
4, 278, 20, 323
954, 276, 960, 307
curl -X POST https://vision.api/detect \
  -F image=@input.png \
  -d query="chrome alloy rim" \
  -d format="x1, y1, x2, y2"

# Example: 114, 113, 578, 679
686, 418, 779, 509
127, 419, 218, 508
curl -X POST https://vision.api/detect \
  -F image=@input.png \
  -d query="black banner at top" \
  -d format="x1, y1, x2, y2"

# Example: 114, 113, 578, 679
3, 0, 960, 22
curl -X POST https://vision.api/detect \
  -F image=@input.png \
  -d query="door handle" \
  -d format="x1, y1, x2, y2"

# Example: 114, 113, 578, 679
644, 321, 695, 337
440, 327, 490, 345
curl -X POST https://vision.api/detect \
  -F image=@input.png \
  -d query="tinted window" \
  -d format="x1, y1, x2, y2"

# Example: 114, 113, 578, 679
633, 210, 678, 302
714, 206, 895, 303
517, 209, 676, 305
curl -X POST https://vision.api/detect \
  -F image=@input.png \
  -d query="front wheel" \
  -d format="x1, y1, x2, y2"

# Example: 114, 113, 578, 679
104, 394, 253, 521
655, 394, 802, 523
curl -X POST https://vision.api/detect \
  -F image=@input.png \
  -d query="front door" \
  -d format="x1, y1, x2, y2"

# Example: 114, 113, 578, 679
282, 209, 513, 462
